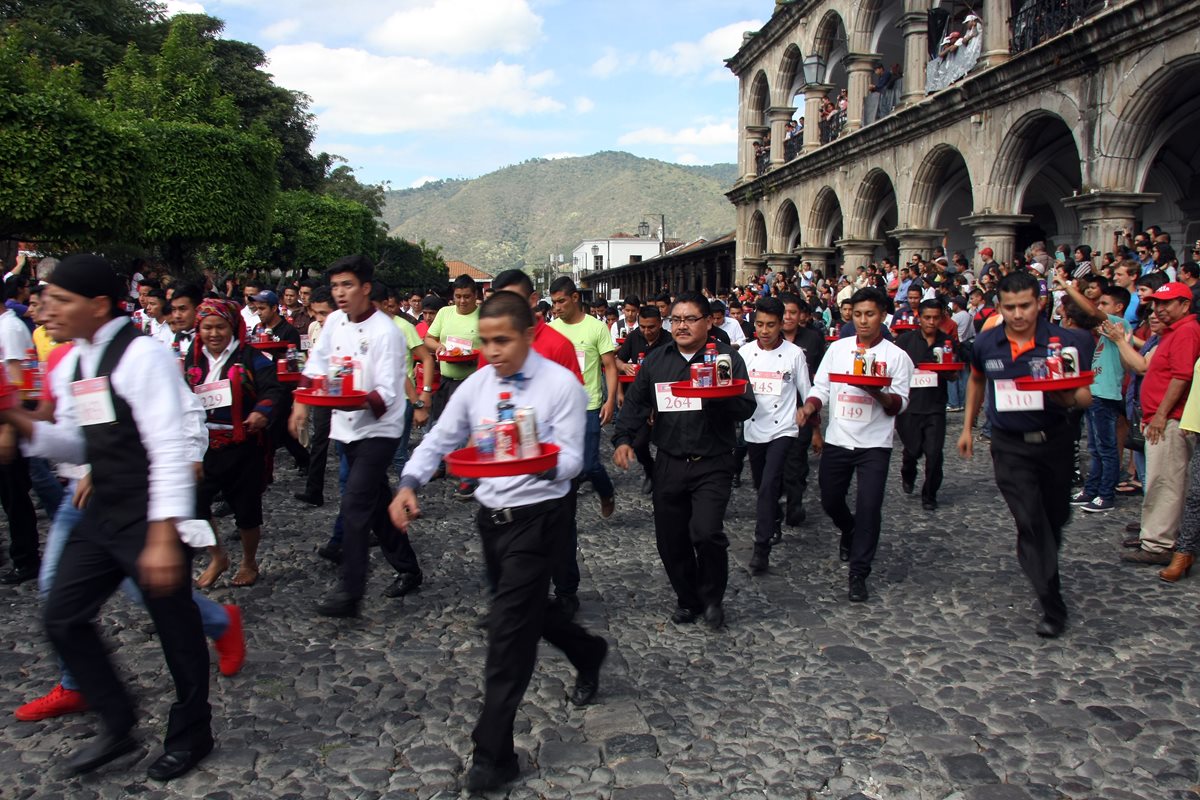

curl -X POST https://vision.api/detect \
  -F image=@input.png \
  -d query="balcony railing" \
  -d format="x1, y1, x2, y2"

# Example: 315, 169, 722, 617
1010, 0, 1101, 54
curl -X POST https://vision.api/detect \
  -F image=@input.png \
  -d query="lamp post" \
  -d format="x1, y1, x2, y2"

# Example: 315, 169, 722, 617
638, 220, 650, 238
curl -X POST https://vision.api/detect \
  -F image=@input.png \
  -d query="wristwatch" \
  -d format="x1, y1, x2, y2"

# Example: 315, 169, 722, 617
413, 400, 426, 409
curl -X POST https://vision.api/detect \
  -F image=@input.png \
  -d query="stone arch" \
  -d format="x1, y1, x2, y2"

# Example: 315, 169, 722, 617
990, 111, 1083, 249
775, 43, 804, 106
989, 110, 1082, 214
747, 69, 771, 127
811, 10, 849, 88
772, 199, 802, 253
745, 209, 768, 259
807, 186, 844, 248
910, 144, 974, 254
850, 168, 898, 238
1105, 53, 1200, 191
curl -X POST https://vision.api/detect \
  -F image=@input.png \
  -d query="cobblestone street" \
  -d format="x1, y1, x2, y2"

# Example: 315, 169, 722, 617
1, 432, 1198, 800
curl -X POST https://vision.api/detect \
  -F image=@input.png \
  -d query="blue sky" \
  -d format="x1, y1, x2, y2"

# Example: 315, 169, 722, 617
165, 0, 764, 188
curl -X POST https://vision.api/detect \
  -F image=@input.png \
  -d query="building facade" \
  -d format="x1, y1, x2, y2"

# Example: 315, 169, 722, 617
726, 0, 1200, 283
570, 235, 666, 285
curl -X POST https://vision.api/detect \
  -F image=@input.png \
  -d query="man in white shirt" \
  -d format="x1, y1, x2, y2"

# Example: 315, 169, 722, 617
0, 298, 33, 386
797, 287, 914, 603
391, 292, 609, 793
740, 297, 811, 575
239, 279, 262, 332
710, 300, 746, 348
167, 284, 204, 352
290, 256, 422, 617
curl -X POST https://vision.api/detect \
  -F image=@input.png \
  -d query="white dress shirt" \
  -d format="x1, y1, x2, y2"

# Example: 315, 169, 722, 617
719, 317, 747, 347
807, 335, 914, 450
25, 316, 195, 521
0, 308, 32, 365
302, 308, 407, 443
241, 304, 260, 332
401, 350, 586, 509
740, 338, 811, 443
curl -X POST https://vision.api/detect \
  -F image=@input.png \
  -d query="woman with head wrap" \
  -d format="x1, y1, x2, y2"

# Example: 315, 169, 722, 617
185, 299, 285, 587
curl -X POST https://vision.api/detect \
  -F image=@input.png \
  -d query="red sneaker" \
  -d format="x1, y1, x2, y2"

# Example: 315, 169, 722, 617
14, 684, 88, 721
214, 604, 246, 677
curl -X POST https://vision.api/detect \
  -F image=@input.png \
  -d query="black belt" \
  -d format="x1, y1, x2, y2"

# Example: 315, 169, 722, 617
662, 450, 727, 462
478, 497, 558, 528
993, 428, 1055, 444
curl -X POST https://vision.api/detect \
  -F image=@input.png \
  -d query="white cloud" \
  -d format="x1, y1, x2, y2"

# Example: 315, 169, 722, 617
163, 0, 205, 15
410, 176, 439, 188
262, 18, 301, 41
368, 0, 543, 56
573, 96, 595, 113
267, 44, 563, 135
542, 152, 580, 160
647, 20, 762, 78
590, 47, 627, 78
676, 153, 701, 165
618, 121, 738, 147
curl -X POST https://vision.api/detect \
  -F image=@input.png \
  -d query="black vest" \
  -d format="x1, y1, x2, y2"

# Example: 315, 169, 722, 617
75, 323, 150, 531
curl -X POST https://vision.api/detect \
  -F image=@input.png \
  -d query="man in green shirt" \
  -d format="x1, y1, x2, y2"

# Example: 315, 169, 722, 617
424, 275, 482, 498
548, 276, 618, 619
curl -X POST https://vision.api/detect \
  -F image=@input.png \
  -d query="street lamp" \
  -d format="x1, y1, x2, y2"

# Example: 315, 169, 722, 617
591, 244, 600, 271
802, 53, 827, 85
637, 220, 650, 238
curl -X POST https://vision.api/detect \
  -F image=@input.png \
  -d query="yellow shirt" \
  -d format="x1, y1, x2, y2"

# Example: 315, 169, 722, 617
32, 326, 64, 363
1179, 360, 1200, 434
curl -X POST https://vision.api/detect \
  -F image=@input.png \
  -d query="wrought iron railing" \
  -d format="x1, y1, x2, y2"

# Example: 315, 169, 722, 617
1010, 0, 1101, 54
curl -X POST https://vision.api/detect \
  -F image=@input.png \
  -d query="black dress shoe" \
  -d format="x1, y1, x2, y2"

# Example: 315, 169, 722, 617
67, 732, 138, 775
569, 637, 608, 706
641, 475, 653, 495
839, 533, 851, 563
1035, 617, 1065, 638
848, 574, 868, 603
316, 543, 343, 564
383, 572, 423, 598
549, 593, 580, 620
294, 491, 324, 507
922, 499, 938, 511
146, 740, 213, 781
1124, 521, 1141, 534
902, 480, 914, 495
785, 507, 806, 528
703, 603, 725, 630
731, 473, 742, 489
316, 591, 360, 618
465, 756, 519, 792
0, 564, 39, 585
213, 500, 233, 518
671, 606, 700, 624
770, 520, 783, 545
748, 549, 768, 576
1120, 536, 1142, 548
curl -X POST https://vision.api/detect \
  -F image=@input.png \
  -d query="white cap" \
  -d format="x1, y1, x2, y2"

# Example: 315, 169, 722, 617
965, 14, 980, 22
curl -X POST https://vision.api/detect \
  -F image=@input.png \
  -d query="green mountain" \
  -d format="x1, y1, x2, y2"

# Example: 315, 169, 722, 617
382, 151, 738, 274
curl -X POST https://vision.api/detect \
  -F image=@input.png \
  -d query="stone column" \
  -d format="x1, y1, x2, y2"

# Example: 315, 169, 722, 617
1061, 192, 1160, 256
802, 84, 834, 154
897, 11, 929, 109
834, 238, 884, 278
887, 227, 945, 266
743, 125, 769, 181
958, 214, 1032, 268
844, 53, 881, 134
981, 0, 1011, 68
767, 106, 797, 168
765, 252, 799, 279
798, 247, 837, 280
738, 257, 767, 288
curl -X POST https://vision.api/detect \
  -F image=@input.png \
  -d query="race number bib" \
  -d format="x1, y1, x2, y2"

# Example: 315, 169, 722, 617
299, 334, 310, 351
655, 382, 701, 413
910, 370, 938, 389
446, 335, 473, 353
575, 347, 587, 376
994, 379, 1044, 412
194, 379, 233, 410
749, 370, 783, 397
70, 377, 117, 426
835, 391, 873, 425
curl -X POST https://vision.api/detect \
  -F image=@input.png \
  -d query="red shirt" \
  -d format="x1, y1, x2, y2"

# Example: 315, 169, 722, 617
474, 318, 583, 383
1141, 315, 1200, 422
41, 342, 74, 403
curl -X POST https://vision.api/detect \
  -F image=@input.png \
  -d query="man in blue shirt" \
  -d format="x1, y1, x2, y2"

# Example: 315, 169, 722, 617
957, 271, 1094, 639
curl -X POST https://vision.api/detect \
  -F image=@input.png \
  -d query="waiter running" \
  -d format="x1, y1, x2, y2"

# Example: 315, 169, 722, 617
894, 299, 956, 510
0, 254, 214, 780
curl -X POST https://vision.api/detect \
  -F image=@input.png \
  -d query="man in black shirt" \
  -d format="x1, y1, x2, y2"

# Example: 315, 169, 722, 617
616, 306, 673, 493
250, 290, 308, 475
895, 300, 956, 510
612, 292, 755, 629
779, 294, 825, 525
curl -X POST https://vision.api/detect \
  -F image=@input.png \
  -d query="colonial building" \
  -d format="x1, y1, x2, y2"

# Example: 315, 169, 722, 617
726, 0, 1200, 283
586, 233, 736, 301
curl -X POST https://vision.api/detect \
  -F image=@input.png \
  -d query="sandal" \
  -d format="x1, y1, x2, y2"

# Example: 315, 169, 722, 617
1115, 481, 1143, 495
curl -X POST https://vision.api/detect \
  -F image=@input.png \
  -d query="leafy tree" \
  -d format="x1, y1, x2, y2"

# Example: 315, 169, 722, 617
375, 235, 448, 292
317, 154, 386, 217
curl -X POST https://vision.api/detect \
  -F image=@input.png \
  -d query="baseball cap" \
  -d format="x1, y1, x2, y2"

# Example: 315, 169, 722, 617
980, 247, 994, 258
1149, 282, 1193, 302
250, 289, 279, 305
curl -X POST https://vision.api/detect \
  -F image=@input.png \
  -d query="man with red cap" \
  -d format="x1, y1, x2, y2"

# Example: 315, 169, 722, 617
979, 247, 999, 281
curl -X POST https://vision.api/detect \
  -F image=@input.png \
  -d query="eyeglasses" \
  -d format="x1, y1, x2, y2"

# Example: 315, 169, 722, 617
668, 315, 704, 326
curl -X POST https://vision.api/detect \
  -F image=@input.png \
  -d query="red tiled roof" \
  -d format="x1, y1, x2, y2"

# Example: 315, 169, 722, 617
445, 260, 493, 281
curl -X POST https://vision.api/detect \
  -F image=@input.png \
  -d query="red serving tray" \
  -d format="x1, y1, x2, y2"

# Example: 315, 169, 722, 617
0, 386, 16, 411
891, 322, 918, 332
829, 373, 892, 387
825, 335, 840, 342
916, 361, 963, 372
445, 443, 560, 478
619, 373, 638, 384
438, 351, 480, 363
250, 340, 289, 351
669, 378, 748, 398
1014, 371, 1094, 392
276, 372, 303, 384
293, 389, 368, 409
616, 337, 626, 345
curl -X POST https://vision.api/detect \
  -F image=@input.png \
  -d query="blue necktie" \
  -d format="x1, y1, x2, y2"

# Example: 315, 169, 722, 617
500, 372, 527, 386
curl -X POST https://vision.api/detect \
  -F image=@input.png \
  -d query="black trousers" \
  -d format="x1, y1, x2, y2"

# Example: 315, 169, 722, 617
432, 377, 464, 424
818, 444, 891, 578
473, 500, 607, 765
652, 452, 733, 612
747, 438, 791, 550
44, 519, 211, 751
0, 454, 39, 570
197, 439, 264, 529
782, 425, 813, 525
632, 423, 654, 475
552, 483, 581, 598
990, 428, 1071, 624
340, 437, 420, 598
896, 412, 946, 503
304, 406, 332, 501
